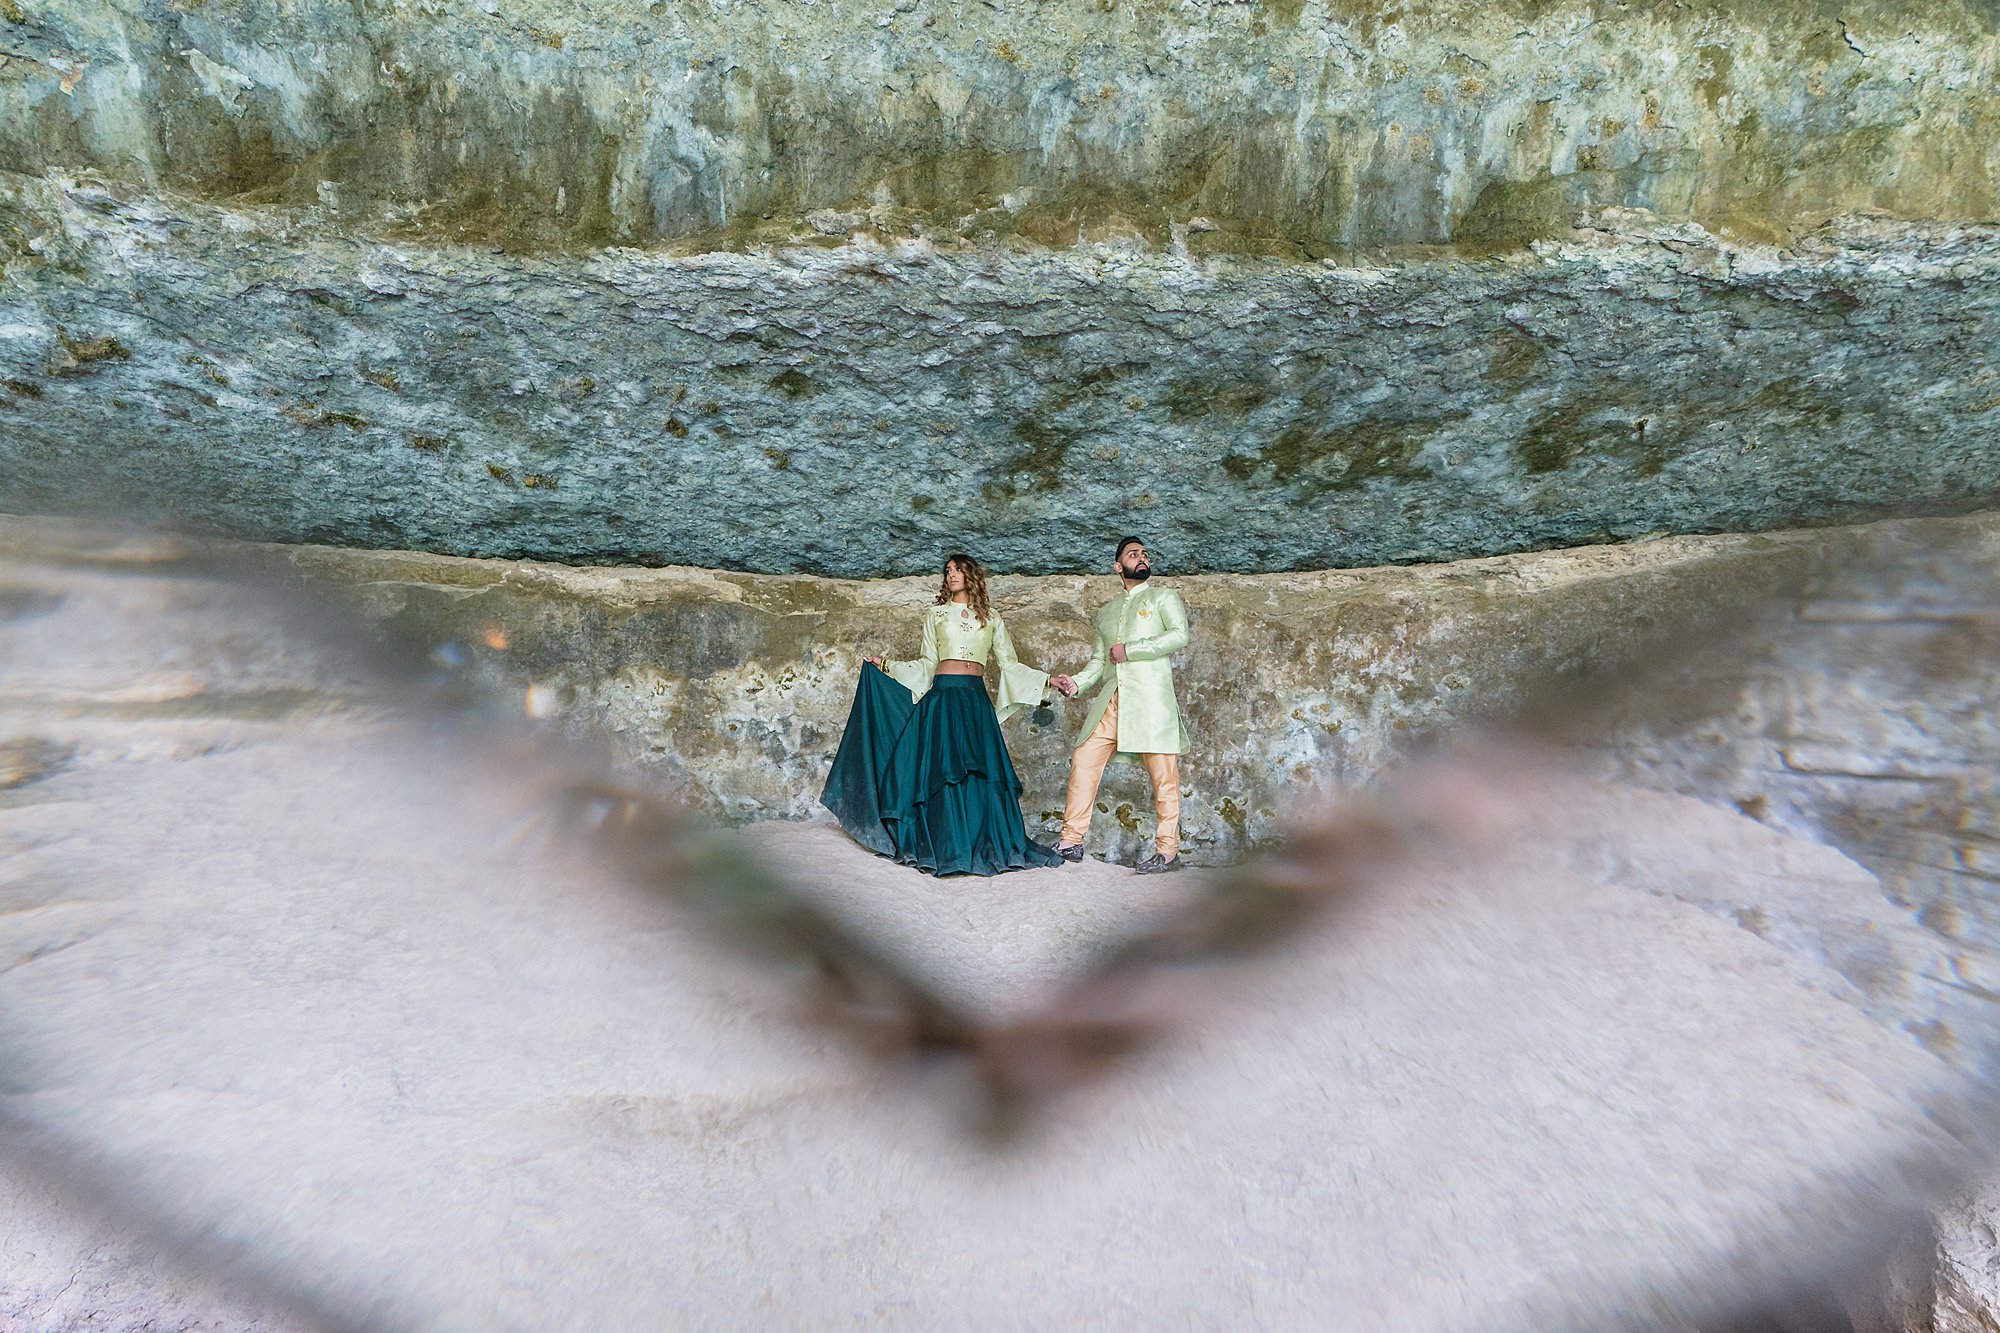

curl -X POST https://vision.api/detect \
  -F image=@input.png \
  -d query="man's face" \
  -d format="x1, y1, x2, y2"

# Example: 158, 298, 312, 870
1116, 544, 1150, 578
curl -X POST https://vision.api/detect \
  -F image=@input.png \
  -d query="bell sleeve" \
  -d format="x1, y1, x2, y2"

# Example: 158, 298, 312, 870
882, 608, 939, 701
989, 615, 1050, 723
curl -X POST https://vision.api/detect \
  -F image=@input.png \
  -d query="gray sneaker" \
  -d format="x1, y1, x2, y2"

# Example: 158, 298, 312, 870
1055, 843, 1086, 864
1134, 853, 1182, 874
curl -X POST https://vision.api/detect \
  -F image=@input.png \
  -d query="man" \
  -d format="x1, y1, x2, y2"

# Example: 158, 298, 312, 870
1051, 536, 1190, 873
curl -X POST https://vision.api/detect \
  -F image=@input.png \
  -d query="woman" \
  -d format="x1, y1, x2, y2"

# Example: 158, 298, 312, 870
820, 553, 1062, 876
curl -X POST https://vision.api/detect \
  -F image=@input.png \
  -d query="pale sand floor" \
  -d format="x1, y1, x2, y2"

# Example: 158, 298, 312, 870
0, 547, 1967, 1331
0, 717, 1959, 1331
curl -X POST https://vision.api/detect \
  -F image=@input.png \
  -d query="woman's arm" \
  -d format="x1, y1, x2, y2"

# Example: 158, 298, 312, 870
990, 616, 1051, 722
880, 607, 940, 699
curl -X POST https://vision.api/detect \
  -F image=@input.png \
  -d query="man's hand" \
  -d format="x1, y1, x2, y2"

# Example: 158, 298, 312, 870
1052, 674, 1077, 698
1110, 643, 1128, 664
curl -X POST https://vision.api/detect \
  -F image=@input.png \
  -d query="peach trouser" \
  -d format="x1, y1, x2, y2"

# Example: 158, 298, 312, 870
1059, 691, 1181, 858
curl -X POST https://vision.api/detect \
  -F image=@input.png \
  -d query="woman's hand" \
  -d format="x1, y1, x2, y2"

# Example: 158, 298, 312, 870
862, 654, 884, 669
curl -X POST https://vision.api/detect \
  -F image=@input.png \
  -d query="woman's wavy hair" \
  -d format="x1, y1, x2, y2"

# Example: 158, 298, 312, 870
935, 552, 993, 626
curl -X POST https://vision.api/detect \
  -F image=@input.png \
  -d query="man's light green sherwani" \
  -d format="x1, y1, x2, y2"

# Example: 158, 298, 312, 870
1068, 582, 1190, 755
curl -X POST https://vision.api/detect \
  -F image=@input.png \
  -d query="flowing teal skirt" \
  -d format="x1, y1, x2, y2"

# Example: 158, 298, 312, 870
820, 667, 1061, 877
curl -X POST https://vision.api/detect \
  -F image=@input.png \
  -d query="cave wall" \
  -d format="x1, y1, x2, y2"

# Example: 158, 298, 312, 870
256, 511, 1870, 856
4, 0, 1997, 253
1, 171, 1995, 574
0, 1, 1996, 574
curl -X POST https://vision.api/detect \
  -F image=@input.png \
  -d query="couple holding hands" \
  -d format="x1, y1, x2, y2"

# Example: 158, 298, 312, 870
820, 536, 1189, 877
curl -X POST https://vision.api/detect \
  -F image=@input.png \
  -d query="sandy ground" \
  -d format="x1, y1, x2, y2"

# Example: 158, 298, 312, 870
0, 541, 1969, 1331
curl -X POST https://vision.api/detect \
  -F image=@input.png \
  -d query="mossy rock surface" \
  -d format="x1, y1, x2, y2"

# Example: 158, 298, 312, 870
2, 0, 1996, 251
2, 2, 1998, 574
2, 171, 1996, 576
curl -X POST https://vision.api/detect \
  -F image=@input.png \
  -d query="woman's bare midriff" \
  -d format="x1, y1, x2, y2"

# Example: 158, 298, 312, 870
936, 659, 983, 676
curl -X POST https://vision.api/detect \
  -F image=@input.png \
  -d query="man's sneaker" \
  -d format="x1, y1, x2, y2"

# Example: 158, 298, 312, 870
1134, 853, 1182, 874
1055, 842, 1086, 863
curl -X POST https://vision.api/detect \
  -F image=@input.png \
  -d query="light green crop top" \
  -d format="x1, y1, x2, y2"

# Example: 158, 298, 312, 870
883, 602, 1050, 722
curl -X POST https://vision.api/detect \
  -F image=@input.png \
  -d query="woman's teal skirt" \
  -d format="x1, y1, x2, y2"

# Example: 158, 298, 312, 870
820, 666, 1061, 877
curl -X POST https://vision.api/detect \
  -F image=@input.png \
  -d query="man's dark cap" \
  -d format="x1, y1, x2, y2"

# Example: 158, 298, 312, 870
1115, 535, 1147, 559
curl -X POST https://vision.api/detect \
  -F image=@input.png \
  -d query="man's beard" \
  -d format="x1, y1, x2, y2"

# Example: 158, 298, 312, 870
1126, 566, 1151, 582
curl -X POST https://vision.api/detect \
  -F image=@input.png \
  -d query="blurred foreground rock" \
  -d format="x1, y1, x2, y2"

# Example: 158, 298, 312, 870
0, 514, 1996, 1328
1935, 1185, 2000, 1333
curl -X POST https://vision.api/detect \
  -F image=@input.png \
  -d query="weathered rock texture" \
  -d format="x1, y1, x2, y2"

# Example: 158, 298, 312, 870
1564, 513, 2000, 1075
5, 0, 1997, 252
2, 2, 1998, 574
239, 504, 1995, 920
260, 514, 1810, 861
1935, 1184, 2000, 1333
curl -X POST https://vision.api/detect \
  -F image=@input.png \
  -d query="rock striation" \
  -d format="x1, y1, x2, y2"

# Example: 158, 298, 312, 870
1, 2, 1997, 573
1934, 1184, 2000, 1333
5, 0, 1997, 253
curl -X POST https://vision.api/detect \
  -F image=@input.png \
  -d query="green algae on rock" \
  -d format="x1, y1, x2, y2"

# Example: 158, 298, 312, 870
2, 1, 1997, 575
2, 0, 1997, 253
1, 173, 1996, 576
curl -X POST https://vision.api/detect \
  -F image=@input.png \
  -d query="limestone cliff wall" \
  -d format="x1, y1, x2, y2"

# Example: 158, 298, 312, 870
2, 171, 1995, 574
1, 2, 1997, 574
259, 513, 1921, 856
4, 0, 1996, 252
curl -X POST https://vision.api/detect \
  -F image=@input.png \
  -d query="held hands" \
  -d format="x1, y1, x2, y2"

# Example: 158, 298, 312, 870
1051, 674, 1078, 698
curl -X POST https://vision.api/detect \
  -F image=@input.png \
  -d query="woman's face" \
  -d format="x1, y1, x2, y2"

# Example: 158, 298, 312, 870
945, 561, 966, 593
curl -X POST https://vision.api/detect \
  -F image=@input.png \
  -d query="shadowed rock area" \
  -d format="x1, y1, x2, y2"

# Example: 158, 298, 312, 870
1, 2, 1997, 573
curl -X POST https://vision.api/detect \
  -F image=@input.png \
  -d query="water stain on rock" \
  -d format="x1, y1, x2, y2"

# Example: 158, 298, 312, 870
1483, 329, 1552, 391
1161, 372, 1279, 421
991, 418, 1071, 496
1225, 413, 1456, 493
51, 330, 131, 375
768, 369, 818, 399
0, 738, 74, 791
